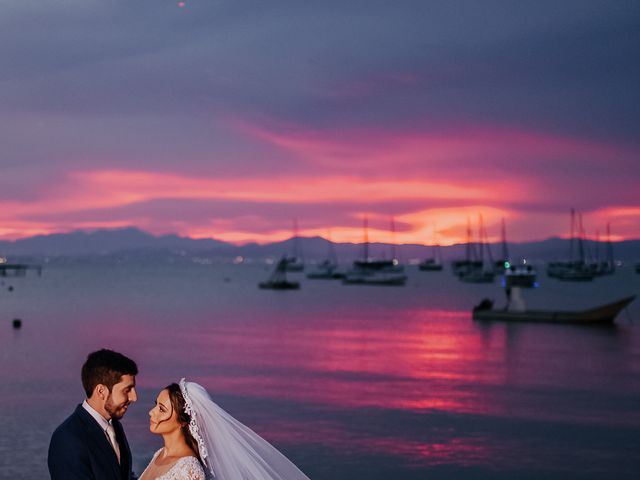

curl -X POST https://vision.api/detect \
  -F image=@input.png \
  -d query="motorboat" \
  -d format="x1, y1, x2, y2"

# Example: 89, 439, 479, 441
472, 295, 635, 325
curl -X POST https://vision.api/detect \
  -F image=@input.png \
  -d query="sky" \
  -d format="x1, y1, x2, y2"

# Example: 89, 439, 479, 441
1, 0, 639, 245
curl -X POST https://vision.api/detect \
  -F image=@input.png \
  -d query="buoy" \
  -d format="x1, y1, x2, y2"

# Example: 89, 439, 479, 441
12, 319, 22, 329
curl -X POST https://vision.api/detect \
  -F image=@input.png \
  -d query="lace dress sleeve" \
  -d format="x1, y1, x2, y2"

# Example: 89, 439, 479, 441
172, 456, 206, 480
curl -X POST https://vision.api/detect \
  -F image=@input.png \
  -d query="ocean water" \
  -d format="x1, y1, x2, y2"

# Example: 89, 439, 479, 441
0, 261, 639, 479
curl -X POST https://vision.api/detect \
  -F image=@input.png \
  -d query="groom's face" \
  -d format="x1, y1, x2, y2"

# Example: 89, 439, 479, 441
105, 374, 137, 420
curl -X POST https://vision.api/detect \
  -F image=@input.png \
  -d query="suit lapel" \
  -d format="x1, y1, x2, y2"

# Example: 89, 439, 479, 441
75, 405, 122, 479
113, 419, 131, 479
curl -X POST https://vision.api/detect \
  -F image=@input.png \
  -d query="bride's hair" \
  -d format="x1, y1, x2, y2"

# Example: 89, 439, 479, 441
165, 383, 202, 463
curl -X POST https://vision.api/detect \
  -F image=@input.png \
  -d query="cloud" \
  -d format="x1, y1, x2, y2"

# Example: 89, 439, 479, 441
0, 1, 638, 241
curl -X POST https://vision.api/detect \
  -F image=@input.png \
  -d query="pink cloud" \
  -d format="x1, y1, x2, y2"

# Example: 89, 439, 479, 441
236, 119, 632, 176
0, 167, 535, 243
0, 119, 637, 243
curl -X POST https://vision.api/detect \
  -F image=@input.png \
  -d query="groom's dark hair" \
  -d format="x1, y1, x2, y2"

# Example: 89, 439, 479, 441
81, 349, 138, 397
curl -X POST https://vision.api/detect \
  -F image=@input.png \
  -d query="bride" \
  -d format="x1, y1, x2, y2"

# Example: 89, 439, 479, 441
139, 379, 311, 480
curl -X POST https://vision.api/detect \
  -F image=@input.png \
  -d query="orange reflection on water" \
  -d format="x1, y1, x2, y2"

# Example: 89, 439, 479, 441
154, 308, 500, 417
90, 307, 501, 416
85, 308, 506, 467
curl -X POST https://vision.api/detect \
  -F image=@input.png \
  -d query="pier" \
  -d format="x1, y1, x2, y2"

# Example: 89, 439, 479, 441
0, 263, 42, 277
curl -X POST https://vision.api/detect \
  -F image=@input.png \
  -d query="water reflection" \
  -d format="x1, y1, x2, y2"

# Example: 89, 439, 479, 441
2, 265, 640, 479
78, 300, 640, 475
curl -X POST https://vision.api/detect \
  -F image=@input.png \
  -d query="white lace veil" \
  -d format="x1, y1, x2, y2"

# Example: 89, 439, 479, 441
179, 379, 311, 480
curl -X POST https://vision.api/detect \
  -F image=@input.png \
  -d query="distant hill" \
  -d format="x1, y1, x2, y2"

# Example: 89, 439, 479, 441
1, 228, 639, 263
0, 227, 230, 256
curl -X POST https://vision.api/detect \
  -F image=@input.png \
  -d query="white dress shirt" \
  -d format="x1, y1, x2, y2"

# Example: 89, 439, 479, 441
82, 400, 121, 463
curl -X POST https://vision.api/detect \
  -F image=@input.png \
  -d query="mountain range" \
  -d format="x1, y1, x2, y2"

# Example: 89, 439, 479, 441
1, 227, 639, 263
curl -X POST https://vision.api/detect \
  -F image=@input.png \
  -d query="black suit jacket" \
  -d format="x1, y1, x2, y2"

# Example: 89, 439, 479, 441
48, 404, 134, 480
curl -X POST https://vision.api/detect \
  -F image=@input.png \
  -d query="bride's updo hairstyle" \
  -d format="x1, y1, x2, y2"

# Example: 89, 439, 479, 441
165, 383, 202, 463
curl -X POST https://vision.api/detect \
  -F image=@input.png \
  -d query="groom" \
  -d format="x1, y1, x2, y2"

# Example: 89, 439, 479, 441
48, 349, 138, 479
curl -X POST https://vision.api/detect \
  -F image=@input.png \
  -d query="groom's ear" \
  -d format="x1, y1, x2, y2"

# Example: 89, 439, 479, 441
93, 383, 109, 401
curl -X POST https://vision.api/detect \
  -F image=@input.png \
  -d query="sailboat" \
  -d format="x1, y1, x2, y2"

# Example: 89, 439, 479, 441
587, 223, 615, 276
451, 218, 482, 277
419, 227, 443, 271
547, 210, 594, 281
459, 215, 495, 283
350, 217, 404, 272
306, 232, 343, 279
259, 257, 300, 290
418, 253, 443, 271
343, 217, 407, 285
284, 219, 305, 272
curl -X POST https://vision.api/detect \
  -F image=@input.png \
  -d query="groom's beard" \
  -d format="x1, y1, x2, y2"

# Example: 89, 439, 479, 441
105, 394, 130, 420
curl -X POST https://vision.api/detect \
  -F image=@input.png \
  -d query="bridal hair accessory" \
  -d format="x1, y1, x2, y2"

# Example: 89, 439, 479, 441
179, 378, 209, 463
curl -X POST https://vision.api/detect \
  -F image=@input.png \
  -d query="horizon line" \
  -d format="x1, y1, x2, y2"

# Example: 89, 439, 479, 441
1, 226, 638, 248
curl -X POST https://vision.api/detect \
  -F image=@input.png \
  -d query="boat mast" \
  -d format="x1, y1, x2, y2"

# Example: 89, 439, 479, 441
477, 214, 484, 265
363, 216, 369, 262
479, 214, 494, 270
390, 217, 397, 262
577, 213, 585, 264
465, 217, 475, 262
326, 229, 337, 264
606, 222, 614, 267
293, 218, 303, 261
485, 216, 494, 266
569, 208, 576, 261
501, 217, 509, 263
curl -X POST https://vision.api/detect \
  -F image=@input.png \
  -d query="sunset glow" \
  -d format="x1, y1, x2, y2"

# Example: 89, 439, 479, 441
0, 2, 638, 245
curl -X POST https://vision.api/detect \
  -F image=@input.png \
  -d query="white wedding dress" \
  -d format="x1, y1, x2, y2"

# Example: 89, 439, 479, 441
140, 449, 205, 480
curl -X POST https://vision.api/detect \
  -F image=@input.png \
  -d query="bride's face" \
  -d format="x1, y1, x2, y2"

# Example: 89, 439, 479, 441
148, 389, 179, 434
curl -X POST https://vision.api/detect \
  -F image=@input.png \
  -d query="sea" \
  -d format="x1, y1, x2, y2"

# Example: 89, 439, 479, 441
1, 259, 639, 479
